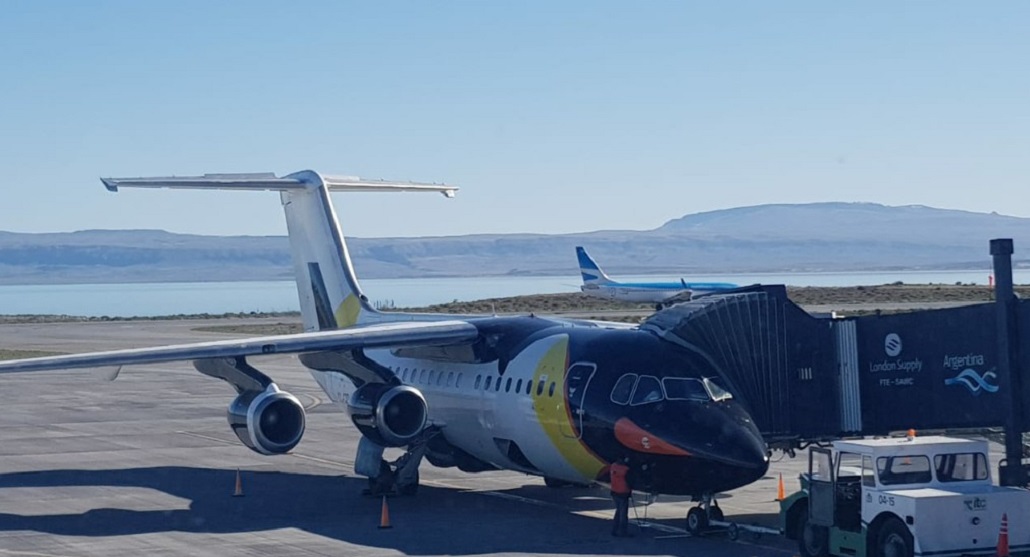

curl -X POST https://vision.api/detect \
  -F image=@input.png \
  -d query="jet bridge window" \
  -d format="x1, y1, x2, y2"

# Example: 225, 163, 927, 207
877, 455, 932, 485
611, 374, 637, 405
630, 375, 663, 406
662, 378, 710, 402
935, 452, 989, 482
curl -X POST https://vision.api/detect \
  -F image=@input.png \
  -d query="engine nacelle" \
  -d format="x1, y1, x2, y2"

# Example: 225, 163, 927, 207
347, 383, 428, 447
228, 384, 306, 455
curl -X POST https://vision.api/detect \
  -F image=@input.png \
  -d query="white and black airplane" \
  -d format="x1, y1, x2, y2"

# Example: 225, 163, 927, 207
0, 171, 769, 528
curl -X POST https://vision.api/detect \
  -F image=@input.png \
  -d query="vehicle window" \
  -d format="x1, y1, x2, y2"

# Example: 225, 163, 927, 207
877, 455, 932, 485
630, 375, 663, 405
611, 374, 637, 405
663, 377, 710, 402
862, 456, 875, 487
703, 377, 733, 401
935, 453, 989, 482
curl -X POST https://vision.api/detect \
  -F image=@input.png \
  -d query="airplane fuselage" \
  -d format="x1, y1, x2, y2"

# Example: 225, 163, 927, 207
310, 316, 769, 497
580, 281, 738, 305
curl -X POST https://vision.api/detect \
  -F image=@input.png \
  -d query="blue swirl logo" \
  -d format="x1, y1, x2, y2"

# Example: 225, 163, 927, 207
944, 368, 999, 395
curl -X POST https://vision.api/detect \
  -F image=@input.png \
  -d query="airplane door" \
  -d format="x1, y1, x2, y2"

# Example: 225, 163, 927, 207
808, 447, 835, 527
560, 362, 597, 439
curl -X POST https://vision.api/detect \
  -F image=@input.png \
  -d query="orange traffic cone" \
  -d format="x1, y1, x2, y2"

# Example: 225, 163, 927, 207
776, 473, 785, 501
997, 512, 1009, 557
378, 495, 392, 529
232, 467, 244, 497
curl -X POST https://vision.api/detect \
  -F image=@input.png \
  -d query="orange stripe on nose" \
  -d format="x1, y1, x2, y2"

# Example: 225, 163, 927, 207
614, 417, 691, 456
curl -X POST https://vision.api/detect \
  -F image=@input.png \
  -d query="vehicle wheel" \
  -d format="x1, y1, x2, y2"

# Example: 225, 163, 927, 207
876, 518, 913, 557
727, 523, 739, 541
686, 506, 708, 535
797, 513, 829, 557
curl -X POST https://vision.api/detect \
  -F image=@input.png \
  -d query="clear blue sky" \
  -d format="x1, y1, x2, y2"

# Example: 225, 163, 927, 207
2, 1, 1028, 238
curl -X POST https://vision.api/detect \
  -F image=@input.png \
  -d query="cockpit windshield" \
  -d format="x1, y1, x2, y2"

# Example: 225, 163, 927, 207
610, 374, 734, 406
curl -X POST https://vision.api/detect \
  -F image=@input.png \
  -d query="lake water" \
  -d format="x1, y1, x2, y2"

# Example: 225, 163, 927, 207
0, 269, 1024, 318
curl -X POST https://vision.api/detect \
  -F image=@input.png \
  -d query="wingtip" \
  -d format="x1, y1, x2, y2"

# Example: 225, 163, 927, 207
100, 177, 118, 192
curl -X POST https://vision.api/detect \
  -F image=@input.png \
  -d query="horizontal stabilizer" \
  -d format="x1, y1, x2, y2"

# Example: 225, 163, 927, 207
101, 171, 457, 197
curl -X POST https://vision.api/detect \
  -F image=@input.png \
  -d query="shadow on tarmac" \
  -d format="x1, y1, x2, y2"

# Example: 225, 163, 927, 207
0, 466, 775, 556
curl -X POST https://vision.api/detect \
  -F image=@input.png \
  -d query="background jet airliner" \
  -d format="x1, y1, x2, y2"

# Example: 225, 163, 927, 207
0, 171, 768, 530
576, 246, 738, 309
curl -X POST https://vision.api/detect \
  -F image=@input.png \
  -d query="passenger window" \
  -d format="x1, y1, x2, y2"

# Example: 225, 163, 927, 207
429, 370, 437, 385
419, 369, 427, 384
548, 382, 556, 397
611, 374, 637, 405
484, 376, 493, 390
630, 375, 663, 405
495, 377, 502, 391
446, 372, 454, 387
505, 377, 512, 392
456, 373, 463, 388
474, 375, 481, 389
663, 377, 710, 402
526, 380, 532, 395
536, 379, 545, 396
516, 379, 523, 394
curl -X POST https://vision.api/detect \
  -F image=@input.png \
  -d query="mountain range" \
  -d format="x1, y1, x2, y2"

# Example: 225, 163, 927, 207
1, 202, 1028, 284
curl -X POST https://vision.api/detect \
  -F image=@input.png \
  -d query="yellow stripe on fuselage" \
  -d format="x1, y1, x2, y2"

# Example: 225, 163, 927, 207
532, 336, 606, 479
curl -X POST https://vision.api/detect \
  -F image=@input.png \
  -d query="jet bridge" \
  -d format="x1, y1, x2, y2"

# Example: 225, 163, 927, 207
640, 239, 1030, 485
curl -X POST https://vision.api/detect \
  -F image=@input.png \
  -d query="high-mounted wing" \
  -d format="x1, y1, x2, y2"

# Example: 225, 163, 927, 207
0, 320, 478, 374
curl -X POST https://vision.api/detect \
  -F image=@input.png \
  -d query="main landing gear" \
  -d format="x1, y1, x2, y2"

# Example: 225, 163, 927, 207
363, 436, 428, 497
685, 494, 723, 535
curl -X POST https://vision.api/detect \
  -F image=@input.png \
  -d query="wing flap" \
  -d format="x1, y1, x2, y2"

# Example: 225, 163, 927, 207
0, 320, 478, 374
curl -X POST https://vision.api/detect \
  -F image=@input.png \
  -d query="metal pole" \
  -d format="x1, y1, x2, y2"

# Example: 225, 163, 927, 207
991, 238, 1024, 486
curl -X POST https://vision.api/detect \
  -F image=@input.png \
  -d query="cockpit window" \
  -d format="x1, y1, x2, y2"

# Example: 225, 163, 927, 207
663, 377, 711, 402
611, 374, 637, 405
703, 377, 733, 401
630, 375, 663, 406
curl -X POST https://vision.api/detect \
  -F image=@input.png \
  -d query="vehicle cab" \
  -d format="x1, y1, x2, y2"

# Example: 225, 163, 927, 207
781, 434, 1030, 557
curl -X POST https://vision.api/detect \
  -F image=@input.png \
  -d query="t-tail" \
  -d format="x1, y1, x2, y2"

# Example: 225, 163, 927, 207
576, 246, 614, 285
101, 171, 456, 331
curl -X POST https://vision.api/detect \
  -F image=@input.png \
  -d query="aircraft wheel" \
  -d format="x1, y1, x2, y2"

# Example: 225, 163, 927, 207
397, 469, 419, 496
685, 506, 708, 535
727, 523, 739, 541
876, 518, 913, 557
797, 512, 829, 557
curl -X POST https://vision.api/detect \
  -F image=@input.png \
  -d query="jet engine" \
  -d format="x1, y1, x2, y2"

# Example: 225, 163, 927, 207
227, 385, 306, 455
347, 383, 428, 447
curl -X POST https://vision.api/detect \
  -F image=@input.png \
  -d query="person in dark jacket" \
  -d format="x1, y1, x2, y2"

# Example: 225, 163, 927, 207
609, 456, 632, 536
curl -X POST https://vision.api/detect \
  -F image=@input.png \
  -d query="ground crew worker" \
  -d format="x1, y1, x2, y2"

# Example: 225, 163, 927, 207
609, 456, 632, 537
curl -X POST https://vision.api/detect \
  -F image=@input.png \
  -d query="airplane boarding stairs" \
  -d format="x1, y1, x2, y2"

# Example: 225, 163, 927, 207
640, 284, 1030, 452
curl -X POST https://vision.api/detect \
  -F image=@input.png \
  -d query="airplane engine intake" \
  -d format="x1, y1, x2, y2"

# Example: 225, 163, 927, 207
347, 384, 428, 447
227, 385, 306, 455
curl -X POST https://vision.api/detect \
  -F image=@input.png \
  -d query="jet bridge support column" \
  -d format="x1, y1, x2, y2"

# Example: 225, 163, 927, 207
992, 239, 1026, 486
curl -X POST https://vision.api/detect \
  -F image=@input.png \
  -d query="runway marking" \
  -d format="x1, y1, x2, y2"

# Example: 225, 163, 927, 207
0, 550, 68, 557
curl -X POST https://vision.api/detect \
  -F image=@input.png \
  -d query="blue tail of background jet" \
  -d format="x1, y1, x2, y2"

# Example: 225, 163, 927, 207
576, 246, 614, 285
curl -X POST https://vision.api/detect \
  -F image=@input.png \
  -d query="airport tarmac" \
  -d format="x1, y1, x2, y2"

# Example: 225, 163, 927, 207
0, 318, 922, 556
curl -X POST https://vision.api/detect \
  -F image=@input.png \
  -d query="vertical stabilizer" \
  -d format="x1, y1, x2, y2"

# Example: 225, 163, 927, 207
576, 246, 614, 285
101, 171, 457, 331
